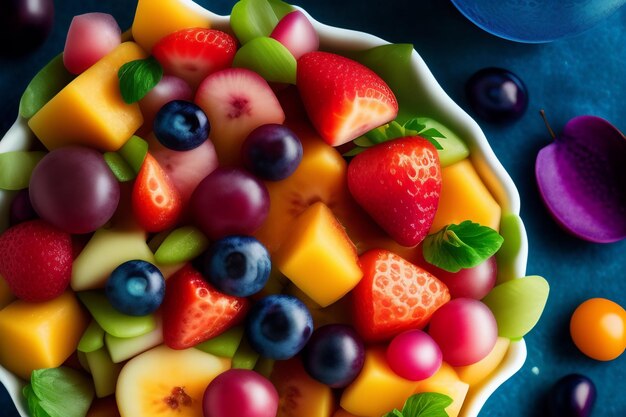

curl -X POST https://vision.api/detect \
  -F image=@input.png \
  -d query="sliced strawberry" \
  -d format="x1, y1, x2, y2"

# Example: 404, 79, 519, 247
296, 51, 398, 147
352, 249, 450, 342
347, 136, 442, 247
0, 219, 72, 302
152, 28, 238, 88
132, 153, 182, 232
162, 264, 249, 350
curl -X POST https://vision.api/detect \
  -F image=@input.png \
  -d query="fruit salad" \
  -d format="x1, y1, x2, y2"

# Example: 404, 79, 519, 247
0, 1, 549, 417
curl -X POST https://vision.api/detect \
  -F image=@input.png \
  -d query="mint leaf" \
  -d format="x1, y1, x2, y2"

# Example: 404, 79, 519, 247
382, 408, 405, 417
118, 56, 163, 104
29, 367, 95, 417
423, 221, 504, 273
402, 392, 453, 417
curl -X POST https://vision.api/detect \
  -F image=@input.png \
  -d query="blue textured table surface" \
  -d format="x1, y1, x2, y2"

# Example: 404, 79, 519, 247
1, 1, 625, 416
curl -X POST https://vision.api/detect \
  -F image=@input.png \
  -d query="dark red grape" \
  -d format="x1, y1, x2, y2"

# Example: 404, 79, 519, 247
9, 189, 37, 226
465, 67, 528, 123
0, 0, 54, 56
241, 124, 303, 181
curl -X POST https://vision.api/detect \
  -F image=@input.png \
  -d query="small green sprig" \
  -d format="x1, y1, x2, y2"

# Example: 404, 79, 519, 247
382, 392, 453, 417
23, 367, 95, 417
118, 56, 163, 104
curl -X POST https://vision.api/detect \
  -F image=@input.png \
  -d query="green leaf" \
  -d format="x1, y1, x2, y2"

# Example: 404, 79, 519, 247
365, 126, 389, 144
0, 151, 46, 190
30, 367, 94, 417
419, 128, 446, 139
24, 384, 52, 417
403, 118, 426, 132
118, 56, 163, 104
382, 409, 404, 417
353, 135, 377, 147
104, 152, 136, 182
402, 392, 453, 417
342, 147, 367, 157
423, 221, 504, 273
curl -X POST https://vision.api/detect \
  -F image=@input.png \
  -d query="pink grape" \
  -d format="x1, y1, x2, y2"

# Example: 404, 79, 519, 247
270, 10, 319, 60
386, 330, 442, 381
29, 146, 120, 234
427, 298, 498, 366
139, 75, 193, 132
190, 167, 269, 240
63, 13, 121, 74
431, 256, 497, 300
203, 369, 278, 417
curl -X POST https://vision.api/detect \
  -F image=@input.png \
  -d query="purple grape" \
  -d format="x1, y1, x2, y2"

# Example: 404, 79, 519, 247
29, 146, 120, 234
9, 189, 37, 226
241, 124, 303, 181
465, 67, 528, 123
548, 374, 596, 417
301, 324, 365, 388
189, 167, 269, 240
0, 0, 54, 56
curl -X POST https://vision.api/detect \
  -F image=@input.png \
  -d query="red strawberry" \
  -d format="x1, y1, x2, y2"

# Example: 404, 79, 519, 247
132, 153, 182, 232
0, 219, 72, 302
352, 249, 450, 342
152, 28, 237, 88
162, 264, 249, 350
296, 51, 398, 147
347, 136, 442, 247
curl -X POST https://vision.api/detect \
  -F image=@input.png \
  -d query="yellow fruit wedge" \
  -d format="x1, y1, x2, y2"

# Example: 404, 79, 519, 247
454, 337, 510, 386
413, 362, 469, 417
116, 344, 231, 417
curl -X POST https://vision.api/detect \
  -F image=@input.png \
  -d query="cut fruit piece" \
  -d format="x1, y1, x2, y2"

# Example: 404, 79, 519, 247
340, 347, 419, 417
78, 320, 106, 353
454, 337, 510, 386
131, 0, 211, 53
195, 326, 245, 358
270, 10, 319, 60
413, 362, 469, 417
116, 344, 231, 417
284, 283, 353, 329
231, 338, 260, 370
297, 51, 398, 147
85, 347, 124, 398
104, 315, 164, 363
28, 42, 146, 152
270, 357, 334, 417
230, 0, 293, 44
154, 226, 209, 265
0, 291, 89, 379
274, 202, 362, 307
233, 37, 297, 84
71, 227, 155, 291
195, 67, 285, 166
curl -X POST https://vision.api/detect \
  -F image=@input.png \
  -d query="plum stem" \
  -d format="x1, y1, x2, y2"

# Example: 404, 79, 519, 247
539, 109, 556, 140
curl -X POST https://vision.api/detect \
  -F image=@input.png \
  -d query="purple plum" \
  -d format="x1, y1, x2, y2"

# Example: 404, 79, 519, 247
535, 113, 626, 243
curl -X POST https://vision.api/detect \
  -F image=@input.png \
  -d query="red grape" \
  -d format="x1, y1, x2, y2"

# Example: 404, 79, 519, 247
431, 256, 497, 300
29, 146, 120, 234
427, 298, 498, 366
203, 369, 278, 417
386, 330, 442, 381
0, 0, 54, 56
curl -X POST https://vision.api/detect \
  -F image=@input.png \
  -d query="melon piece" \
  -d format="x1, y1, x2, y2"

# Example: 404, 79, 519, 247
28, 42, 146, 152
454, 337, 510, 386
274, 201, 362, 307
71, 227, 155, 291
131, 0, 211, 53
429, 159, 501, 233
413, 362, 469, 417
340, 347, 419, 417
85, 347, 124, 398
0, 291, 90, 379
104, 316, 164, 363
270, 357, 334, 417
0, 274, 15, 309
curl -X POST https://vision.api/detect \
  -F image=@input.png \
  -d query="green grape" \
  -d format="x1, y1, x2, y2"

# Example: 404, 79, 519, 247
195, 326, 245, 358
154, 226, 210, 265
233, 36, 296, 84
77, 320, 105, 353
230, 0, 293, 44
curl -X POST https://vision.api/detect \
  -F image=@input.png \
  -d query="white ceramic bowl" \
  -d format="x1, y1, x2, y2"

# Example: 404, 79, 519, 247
0, 2, 528, 416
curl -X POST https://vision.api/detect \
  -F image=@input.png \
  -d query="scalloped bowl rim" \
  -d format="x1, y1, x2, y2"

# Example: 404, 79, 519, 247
0, 2, 529, 417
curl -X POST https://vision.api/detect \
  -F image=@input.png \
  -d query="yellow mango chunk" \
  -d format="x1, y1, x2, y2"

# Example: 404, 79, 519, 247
274, 201, 362, 307
340, 347, 419, 417
0, 274, 15, 309
429, 159, 501, 233
414, 363, 469, 417
28, 42, 146, 152
454, 337, 510, 386
132, 0, 211, 52
0, 291, 89, 379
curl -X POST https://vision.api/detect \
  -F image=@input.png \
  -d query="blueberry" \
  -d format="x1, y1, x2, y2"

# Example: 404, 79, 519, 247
301, 324, 365, 388
241, 124, 303, 181
246, 294, 313, 360
548, 374, 596, 417
465, 67, 528, 123
105, 260, 165, 316
200, 235, 271, 297
153, 100, 210, 151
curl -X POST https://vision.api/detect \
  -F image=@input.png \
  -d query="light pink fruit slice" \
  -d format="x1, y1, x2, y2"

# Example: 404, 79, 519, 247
270, 10, 319, 60
63, 13, 121, 75
195, 68, 285, 166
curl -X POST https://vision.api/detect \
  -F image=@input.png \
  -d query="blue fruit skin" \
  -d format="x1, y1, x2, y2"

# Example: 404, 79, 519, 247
153, 100, 210, 151
105, 260, 165, 316
465, 67, 528, 123
201, 235, 271, 297
548, 374, 596, 417
246, 294, 313, 360
302, 324, 365, 388
241, 123, 303, 181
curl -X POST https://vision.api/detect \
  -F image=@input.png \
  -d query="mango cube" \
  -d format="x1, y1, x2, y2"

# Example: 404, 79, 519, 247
132, 0, 211, 52
414, 363, 469, 417
0, 291, 89, 379
274, 201, 362, 307
28, 42, 146, 152
454, 337, 510, 386
340, 347, 419, 417
429, 159, 501, 233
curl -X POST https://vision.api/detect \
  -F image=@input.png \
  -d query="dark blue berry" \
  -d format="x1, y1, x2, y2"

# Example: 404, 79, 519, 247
465, 67, 528, 123
241, 124, 303, 181
548, 374, 596, 417
200, 235, 271, 297
246, 294, 313, 360
153, 100, 210, 151
105, 260, 165, 316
